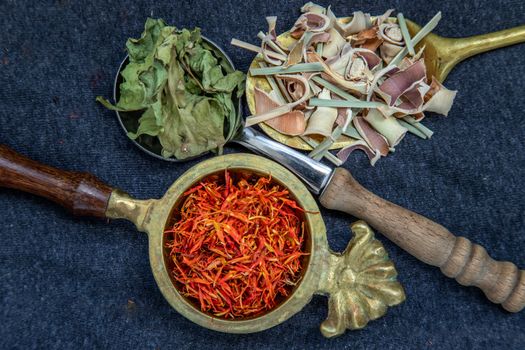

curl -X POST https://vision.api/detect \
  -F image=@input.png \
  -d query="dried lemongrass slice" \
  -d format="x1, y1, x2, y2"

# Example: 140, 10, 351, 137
352, 26, 384, 51
379, 23, 404, 45
361, 38, 384, 52
311, 75, 361, 101
352, 26, 378, 43
300, 135, 343, 166
403, 115, 434, 138
285, 73, 315, 102
354, 49, 381, 70
376, 77, 456, 117
364, 109, 408, 147
339, 11, 372, 36
309, 108, 352, 161
336, 140, 380, 166
266, 16, 290, 53
342, 123, 362, 139
326, 45, 379, 81
309, 98, 384, 109
308, 31, 331, 47
245, 105, 292, 127
258, 17, 287, 65
231, 39, 288, 61
246, 74, 310, 126
397, 84, 427, 110
261, 44, 283, 66
290, 12, 331, 38
267, 16, 277, 39
250, 62, 324, 76
325, 43, 352, 74
303, 108, 315, 121
301, 2, 326, 14
303, 89, 338, 137
323, 27, 347, 58
379, 25, 404, 64
257, 62, 287, 104
366, 64, 398, 101
255, 86, 280, 112
344, 49, 381, 81
254, 87, 306, 136
284, 32, 330, 67
397, 119, 428, 139
378, 59, 426, 106
346, 56, 369, 81
308, 77, 323, 96
286, 32, 309, 66
387, 11, 441, 68
307, 52, 368, 94
266, 110, 306, 136
286, 31, 330, 67
375, 9, 395, 26
335, 107, 351, 126
353, 116, 390, 156
380, 42, 404, 64
424, 78, 457, 116
397, 13, 415, 56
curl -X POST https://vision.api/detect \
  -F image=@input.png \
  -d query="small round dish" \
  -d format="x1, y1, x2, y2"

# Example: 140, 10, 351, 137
113, 36, 242, 162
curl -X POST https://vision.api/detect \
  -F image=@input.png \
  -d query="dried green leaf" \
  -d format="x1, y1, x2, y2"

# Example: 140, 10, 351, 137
97, 18, 245, 159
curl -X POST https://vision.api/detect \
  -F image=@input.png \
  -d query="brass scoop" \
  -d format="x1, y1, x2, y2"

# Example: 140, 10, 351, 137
0, 145, 405, 337
405, 20, 525, 82
248, 17, 525, 150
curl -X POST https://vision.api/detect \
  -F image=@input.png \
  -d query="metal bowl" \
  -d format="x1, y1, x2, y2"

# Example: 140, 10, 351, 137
106, 153, 405, 336
113, 36, 242, 162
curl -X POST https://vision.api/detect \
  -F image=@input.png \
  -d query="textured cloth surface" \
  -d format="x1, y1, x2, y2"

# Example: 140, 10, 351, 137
1, 0, 524, 349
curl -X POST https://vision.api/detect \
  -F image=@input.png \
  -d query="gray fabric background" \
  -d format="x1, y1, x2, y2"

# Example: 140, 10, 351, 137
1, 0, 524, 349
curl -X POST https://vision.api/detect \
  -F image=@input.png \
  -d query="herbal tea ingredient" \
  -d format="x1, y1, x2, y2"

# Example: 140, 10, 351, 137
232, 3, 457, 166
165, 171, 307, 319
97, 18, 245, 159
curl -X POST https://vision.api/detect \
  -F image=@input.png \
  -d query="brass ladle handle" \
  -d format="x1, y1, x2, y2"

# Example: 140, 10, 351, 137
318, 221, 405, 337
0, 145, 114, 217
450, 25, 525, 61
435, 24, 525, 81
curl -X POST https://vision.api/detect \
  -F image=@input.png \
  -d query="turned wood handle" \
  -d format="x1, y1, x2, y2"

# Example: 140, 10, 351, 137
320, 168, 525, 312
0, 145, 113, 217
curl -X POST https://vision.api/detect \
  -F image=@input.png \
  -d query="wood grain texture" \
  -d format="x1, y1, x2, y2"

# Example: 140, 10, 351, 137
0, 145, 113, 218
319, 167, 525, 312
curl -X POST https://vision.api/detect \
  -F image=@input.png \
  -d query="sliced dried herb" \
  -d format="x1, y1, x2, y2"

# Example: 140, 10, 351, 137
232, 5, 455, 166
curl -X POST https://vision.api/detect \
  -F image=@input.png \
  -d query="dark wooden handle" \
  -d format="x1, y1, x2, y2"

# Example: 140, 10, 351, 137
320, 168, 525, 312
0, 145, 113, 217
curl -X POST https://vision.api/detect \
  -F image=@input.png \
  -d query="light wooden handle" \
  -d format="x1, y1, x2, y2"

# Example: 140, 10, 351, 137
0, 145, 113, 217
319, 168, 525, 312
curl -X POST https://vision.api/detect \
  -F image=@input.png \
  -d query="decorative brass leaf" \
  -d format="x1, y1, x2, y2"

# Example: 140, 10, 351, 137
320, 221, 405, 338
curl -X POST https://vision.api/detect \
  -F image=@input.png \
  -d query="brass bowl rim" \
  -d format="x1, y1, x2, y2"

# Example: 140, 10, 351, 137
145, 153, 327, 333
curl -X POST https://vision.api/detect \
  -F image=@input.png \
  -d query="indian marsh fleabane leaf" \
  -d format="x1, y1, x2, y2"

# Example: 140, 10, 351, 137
97, 18, 245, 159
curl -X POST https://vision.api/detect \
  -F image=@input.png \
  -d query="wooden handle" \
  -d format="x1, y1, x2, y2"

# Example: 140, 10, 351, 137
0, 145, 113, 217
320, 168, 525, 312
